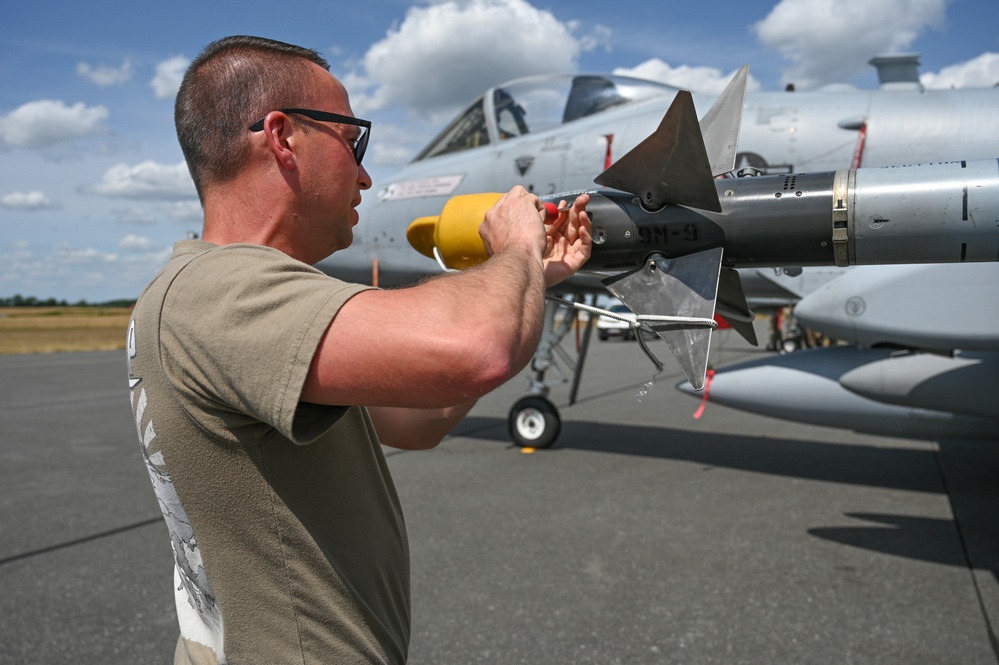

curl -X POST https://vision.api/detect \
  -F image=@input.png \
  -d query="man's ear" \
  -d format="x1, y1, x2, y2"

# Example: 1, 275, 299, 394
261, 112, 298, 171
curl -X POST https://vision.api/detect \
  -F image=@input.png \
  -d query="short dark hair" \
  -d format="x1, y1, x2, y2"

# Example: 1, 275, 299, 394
175, 36, 331, 202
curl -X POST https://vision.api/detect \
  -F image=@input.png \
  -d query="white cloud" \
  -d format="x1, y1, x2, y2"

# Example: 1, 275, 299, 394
52, 244, 118, 265
364, 121, 427, 167
118, 234, 155, 251
166, 200, 203, 223
350, 0, 606, 117
572, 22, 613, 55
91, 161, 196, 200
754, 0, 948, 89
371, 141, 417, 168
77, 59, 134, 87
0, 239, 167, 301
0, 100, 109, 149
151, 56, 190, 99
114, 206, 159, 226
922, 52, 999, 88
1, 190, 56, 210
613, 59, 763, 94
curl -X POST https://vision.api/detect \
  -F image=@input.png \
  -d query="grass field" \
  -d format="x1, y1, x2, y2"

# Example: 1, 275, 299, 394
0, 307, 132, 355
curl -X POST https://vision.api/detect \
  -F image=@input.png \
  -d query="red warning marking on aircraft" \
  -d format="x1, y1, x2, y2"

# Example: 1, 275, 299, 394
692, 369, 716, 420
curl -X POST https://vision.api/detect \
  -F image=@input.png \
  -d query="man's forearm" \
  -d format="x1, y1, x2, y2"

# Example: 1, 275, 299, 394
369, 397, 479, 449
459, 243, 547, 376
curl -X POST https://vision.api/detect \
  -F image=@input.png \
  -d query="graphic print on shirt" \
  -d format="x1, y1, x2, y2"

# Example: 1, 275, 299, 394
128, 320, 226, 659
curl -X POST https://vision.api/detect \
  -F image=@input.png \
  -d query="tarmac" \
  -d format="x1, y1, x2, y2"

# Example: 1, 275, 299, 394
1, 325, 997, 664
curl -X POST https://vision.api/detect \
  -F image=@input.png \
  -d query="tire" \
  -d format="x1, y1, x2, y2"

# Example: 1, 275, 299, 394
508, 396, 561, 449
781, 337, 800, 354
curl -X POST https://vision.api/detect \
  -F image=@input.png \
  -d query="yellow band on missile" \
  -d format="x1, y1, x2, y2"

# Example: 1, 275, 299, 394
406, 193, 503, 269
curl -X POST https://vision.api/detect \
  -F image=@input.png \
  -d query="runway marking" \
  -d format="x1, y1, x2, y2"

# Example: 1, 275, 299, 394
0, 517, 162, 567
0, 392, 124, 412
0, 352, 120, 369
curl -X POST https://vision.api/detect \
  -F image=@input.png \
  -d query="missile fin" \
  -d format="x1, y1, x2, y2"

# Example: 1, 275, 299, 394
602, 248, 724, 390
593, 91, 721, 212
716, 266, 758, 346
700, 65, 749, 177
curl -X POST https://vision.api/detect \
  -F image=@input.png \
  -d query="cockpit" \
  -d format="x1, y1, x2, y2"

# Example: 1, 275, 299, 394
413, 74, 678, 162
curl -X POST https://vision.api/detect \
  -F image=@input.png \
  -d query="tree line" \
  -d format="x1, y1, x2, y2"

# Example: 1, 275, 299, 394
0, 294, 136, 308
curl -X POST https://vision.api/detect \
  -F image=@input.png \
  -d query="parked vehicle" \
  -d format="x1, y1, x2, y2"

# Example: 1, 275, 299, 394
597, 303, 638, 341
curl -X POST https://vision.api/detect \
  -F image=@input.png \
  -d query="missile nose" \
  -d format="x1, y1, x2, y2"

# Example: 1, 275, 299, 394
792, 276, 862, 343
792, 287, 840, 330
406, 216, 440, 259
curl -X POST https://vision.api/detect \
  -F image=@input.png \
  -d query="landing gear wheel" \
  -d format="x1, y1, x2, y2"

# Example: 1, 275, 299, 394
508, 396, 561, 449
780, 337, 800, 354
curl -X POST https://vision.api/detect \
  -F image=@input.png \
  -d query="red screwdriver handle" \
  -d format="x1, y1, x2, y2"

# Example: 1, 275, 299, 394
543, 201, 566, 222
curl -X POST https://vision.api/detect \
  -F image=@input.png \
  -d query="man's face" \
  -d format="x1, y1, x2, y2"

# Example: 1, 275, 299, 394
294, 65, 372, 261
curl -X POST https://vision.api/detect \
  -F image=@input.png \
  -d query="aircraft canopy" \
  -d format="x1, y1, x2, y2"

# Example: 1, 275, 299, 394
413, 74, 677, 162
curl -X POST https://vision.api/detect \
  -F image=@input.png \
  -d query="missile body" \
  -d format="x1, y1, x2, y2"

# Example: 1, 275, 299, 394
406, 159, 999, 391
409, 159, 999, 272
675, 260, 999, 438
792, 263, 999, 352
579, 159, 999, 271
839, 351, 999, 421
674, 347, 999, 441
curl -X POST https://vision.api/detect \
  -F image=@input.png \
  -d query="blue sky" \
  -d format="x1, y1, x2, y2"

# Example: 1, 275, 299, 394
2, 0, 997, 302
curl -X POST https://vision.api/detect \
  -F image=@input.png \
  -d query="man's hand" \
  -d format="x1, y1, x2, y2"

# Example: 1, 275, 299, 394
542, 193, 592, 287
478, 186, 547, 259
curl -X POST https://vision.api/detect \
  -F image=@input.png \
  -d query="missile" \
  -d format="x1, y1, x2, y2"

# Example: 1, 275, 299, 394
792, 263, 999, 352
409, 159, 999, 272
839, 350, 999, 421
405, 63, 999, 390
407, 161, 999, 389
674, 262, 999, 440
674, 347, 999, 441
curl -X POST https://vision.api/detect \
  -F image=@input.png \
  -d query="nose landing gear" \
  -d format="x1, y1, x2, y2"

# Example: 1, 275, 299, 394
508, 395, 561, 449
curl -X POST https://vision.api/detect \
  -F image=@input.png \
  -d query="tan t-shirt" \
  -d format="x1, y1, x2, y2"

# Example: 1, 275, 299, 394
127, 240, 409, 664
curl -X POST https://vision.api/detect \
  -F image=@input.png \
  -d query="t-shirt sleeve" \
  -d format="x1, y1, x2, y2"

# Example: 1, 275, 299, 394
159, 245, 373, 444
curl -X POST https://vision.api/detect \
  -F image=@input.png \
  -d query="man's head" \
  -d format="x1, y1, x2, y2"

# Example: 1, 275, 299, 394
175, 36, 331, 203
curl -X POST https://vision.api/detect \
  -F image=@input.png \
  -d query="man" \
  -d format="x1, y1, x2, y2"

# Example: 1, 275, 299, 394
127, 36, 591, 664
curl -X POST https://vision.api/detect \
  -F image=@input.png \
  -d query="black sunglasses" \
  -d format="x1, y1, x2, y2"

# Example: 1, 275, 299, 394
249, 108, 371, 165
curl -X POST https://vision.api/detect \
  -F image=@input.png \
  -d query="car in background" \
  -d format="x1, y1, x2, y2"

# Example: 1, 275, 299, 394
597, 302, 638, 341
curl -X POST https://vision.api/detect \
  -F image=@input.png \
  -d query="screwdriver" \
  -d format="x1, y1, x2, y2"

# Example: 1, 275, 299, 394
542, 201, 570, 222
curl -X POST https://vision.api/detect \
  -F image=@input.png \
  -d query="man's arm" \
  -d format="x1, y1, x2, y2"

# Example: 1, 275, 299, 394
366, 398, 478, 450
302, 186, 548, 409
301, 188, 590, 448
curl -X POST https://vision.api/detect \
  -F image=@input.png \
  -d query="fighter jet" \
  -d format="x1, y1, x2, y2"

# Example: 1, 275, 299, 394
318, 54, 999, 447
410, 130, 999, 446
322, 53, 999, 288
675, 263, 999, 441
